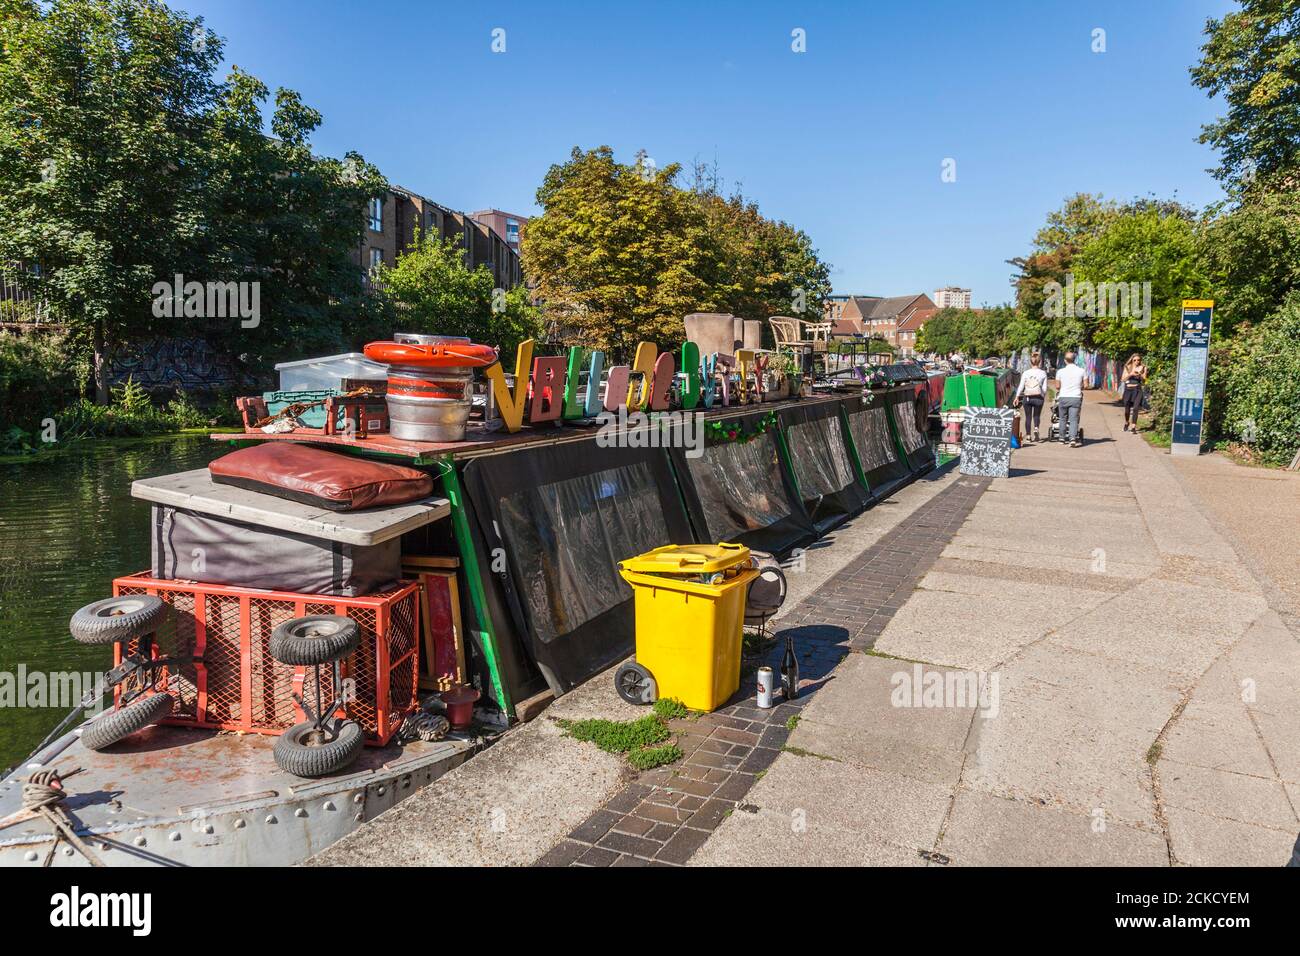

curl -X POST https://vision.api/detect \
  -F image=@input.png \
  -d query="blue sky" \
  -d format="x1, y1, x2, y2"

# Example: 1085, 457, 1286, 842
184, 0, 1234, 305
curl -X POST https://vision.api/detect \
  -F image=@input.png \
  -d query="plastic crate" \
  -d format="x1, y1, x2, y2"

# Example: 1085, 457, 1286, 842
111, 574, 419, 746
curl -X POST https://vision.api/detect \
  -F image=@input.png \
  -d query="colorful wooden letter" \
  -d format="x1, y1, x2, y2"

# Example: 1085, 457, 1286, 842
483, 338, 534, 433
679, 342, 701, 410
528, 355, 567, 423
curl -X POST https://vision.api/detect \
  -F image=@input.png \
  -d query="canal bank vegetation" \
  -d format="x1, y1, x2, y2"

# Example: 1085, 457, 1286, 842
0, 331, 239, 459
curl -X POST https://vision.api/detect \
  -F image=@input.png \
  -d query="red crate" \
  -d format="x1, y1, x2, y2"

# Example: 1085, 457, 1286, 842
111, 574, 420, 746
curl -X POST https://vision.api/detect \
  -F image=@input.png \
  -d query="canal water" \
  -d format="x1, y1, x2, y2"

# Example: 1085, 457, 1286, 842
0, 435, 224, 770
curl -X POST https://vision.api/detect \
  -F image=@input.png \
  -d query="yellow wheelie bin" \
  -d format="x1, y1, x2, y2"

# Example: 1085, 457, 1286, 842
615, 543, 759, 712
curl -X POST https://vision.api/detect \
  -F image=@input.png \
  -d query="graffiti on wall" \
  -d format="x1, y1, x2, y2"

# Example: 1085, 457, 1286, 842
108, 337, 243, 391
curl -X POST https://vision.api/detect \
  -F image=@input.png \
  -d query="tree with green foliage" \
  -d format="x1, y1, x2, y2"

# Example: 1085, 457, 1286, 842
1007, 193, 1123, 351
522, 146, 834, 357
523, 147, 723, 356
1191, 0, 1300, 192
915, 305, 1017, 359
1071, 206, 1208, 363
0, 0, 223, 401
1197, 186, 1300, 334
374, 232, 541, 356
0, 0, 386, 402
690, 166, 831, 331
197, 66, 386, 371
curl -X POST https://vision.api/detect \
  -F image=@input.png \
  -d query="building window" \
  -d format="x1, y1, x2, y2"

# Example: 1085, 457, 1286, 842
506, 219, 520, 245
369, 247, 384, 270
368, 197, 383, 232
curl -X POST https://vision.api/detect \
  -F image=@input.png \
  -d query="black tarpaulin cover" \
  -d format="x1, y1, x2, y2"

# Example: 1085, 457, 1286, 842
462, 438, 694, 695
844, 393, 912, 500
669, 407, 814, 557
777, 400, 871, 533
886, 387, 937, 474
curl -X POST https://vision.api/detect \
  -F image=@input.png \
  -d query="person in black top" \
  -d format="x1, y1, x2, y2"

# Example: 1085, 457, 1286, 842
1120, 353, 1148, 432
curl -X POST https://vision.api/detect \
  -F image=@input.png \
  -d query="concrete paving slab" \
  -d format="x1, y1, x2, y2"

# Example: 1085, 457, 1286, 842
940, 541, 1152, 580
689, 806, 928, 866
1249, 708, 1300, 784
1045, 579, 1266, 683
1165, 805, 1299, 866
875, 592, 1063, 670
1002, 642, 1183, 737
780, 654, 974, 783
737, 747, 952, 850
929, 556, 1134, 594
962, 689, 1161, 828
1159, 761, 1298, 831
1159, 712, 1277, 778
939, 788, 1168, 866
917, 570, 1118, 614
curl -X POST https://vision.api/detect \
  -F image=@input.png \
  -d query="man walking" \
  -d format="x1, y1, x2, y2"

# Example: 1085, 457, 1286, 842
1054, 350, 1085, 447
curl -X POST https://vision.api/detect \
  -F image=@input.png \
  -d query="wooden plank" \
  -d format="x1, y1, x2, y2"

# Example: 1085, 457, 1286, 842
132, 469, 449, 546
405, 569, 466, 691
514, 689, 555, 723
401, 555, 461, 569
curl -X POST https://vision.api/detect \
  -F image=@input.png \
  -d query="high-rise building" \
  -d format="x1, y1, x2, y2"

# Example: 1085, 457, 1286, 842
934, 286, 972, 309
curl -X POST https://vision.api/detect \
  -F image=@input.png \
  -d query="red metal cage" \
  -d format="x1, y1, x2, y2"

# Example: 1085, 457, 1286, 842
112, 574, 420, 746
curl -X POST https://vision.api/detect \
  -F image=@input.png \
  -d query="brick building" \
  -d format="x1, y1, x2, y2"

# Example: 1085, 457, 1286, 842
355, 187, 523, 292
469, 209, 528, 257
830, 293, 938, 354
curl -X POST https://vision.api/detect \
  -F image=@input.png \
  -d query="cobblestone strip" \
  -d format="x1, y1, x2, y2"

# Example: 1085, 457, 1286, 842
536, 474, 992, 867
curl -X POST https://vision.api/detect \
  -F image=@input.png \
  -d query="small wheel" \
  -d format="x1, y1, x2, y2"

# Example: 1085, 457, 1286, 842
614, 662, 656, 705
81, 693, 173, 751
273, 719, 364, 777
269, 615, 359, 666
69, 596, 166, 645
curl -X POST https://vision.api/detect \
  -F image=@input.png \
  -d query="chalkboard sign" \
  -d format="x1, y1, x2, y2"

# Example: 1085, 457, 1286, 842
960, 406, 1014, 477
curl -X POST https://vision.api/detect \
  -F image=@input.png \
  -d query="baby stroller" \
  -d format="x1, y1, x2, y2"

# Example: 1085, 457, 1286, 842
1047, 399, 1084, 443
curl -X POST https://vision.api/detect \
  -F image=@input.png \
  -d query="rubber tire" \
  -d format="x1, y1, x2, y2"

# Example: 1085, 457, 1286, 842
268, 615, 359, 666
614, 662, 657, 705
69, 596, 166, 646
81, 693, 173, 751
273, 719, 364, 778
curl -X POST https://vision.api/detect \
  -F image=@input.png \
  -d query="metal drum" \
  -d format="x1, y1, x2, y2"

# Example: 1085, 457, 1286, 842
385, 334, 477, 442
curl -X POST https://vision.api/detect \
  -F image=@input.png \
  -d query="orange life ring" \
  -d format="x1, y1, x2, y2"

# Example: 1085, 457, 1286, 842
364, 340, 498, 368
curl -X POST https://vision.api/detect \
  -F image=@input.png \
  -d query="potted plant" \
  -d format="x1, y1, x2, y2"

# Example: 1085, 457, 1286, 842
765, 350, 799, 401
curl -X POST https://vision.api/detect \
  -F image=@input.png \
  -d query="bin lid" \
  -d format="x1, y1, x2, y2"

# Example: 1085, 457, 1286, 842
621, 542, 751, 574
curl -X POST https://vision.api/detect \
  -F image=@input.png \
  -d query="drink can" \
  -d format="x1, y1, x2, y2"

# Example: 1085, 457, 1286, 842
756, 666, 775, 708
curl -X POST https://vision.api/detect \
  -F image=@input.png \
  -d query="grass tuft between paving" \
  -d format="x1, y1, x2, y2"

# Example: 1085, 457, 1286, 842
556, 698, 693, 771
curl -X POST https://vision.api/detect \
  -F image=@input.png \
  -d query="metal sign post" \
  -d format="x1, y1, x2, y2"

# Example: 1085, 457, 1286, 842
1171, 299, 1214, 457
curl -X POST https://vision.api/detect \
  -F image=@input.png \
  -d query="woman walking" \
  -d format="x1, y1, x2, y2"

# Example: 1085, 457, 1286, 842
1013, 353, 1048, 442
1120, 353, 1148, 432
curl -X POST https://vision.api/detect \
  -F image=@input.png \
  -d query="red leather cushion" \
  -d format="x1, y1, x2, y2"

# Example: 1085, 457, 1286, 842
210, 443, 433, 511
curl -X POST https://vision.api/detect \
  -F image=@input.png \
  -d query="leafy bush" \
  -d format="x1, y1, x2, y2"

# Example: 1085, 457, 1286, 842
0, 330, 85, 434
1220, 295, 1300, 465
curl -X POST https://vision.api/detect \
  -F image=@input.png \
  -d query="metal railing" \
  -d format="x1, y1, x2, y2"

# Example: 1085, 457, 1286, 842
1, 267, 53, 326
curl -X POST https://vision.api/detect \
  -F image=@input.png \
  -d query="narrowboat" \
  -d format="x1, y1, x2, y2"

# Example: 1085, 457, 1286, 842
0, 332, 938, 867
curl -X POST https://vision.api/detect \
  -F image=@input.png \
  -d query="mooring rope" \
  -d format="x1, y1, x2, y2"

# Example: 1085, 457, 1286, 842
22, 768, 105, 867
